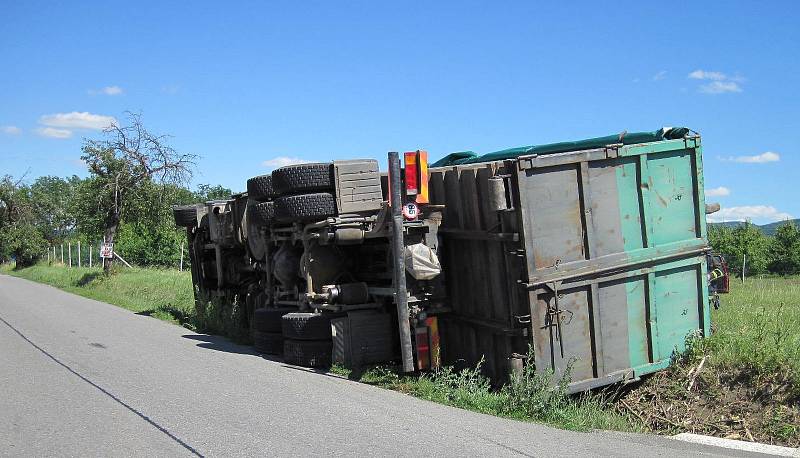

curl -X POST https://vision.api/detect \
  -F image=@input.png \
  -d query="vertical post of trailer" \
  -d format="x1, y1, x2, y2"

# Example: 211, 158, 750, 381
389, 151, 414, 373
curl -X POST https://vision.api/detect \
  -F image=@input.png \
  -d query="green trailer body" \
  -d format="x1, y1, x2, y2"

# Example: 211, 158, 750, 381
430, 135, 710, 391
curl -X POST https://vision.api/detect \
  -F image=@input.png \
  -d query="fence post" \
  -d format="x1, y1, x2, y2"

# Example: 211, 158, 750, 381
741, 253, 746, 283
77, 241, 81, 268
47, 247, 50, 263
68, 242, 72, 267
89, 244, 92, 268
61, 244, 64, 264
179, 242, 184, 272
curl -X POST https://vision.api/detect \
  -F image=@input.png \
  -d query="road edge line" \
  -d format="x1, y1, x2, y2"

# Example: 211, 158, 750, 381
672, 433, 799, 457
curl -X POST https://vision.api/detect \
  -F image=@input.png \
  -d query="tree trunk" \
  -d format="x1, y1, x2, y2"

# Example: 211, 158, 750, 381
103, 212, 120, 275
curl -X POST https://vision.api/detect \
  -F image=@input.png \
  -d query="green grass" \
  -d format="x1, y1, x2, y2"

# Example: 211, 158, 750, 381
337, 361, 639, 432
707, 276, 800, 395
0, 262, 195, 326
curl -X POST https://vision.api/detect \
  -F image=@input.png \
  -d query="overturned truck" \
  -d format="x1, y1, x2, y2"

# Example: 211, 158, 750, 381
174, 128, 715, 392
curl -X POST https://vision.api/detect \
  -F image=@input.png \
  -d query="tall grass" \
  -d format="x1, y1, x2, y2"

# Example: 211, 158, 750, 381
352, 357, 639, 432
705, 276, 800, 394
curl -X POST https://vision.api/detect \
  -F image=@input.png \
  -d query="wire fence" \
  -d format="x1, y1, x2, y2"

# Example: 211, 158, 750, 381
44, 240, 186, 271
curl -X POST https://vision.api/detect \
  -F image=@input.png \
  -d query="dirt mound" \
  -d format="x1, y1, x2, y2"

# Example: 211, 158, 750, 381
617, 356, 799, 447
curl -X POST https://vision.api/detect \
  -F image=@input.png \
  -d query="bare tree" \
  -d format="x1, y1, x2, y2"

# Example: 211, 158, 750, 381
81, 112, 197, 274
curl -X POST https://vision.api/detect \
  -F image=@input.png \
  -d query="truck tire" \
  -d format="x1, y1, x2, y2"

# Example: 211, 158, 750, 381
173, 205, 197, 227
274, 193, 336, 222
283, 339, 332, 367
249, 200, 275, 226
271, 163, 333, 195
253, 307, 295, 333
253, 331, 284, 355
247, 175, 275, 201
282, 312, 335, 340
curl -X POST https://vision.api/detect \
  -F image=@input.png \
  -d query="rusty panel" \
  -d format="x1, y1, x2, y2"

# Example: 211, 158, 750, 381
587, 158, 638, 257
530, 286, 595, 381
518, 164, 587, 271
431, 163, 529, 382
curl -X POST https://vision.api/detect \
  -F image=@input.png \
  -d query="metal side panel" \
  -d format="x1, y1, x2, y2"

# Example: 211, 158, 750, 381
333, 159, 383, 214
529, 255, 708, 387
516, 139, 708, 286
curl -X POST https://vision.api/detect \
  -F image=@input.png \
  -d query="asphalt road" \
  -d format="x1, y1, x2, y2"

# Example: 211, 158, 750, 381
0, 274, 776, 457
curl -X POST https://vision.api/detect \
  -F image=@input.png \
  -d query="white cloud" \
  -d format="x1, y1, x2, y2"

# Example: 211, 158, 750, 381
705, 186, 730, 197
35, 127, 73, 139
699, 81, 742, 94
688, 69, 744, 94
39, 111, 116, 130
707, 205, 793, 224
688, 70, 727, 81
262, 156, 311, 169
652, 70, 667, 81
723, 151, 780, 163
1, 125, 21, 135
89, 85, 123, 96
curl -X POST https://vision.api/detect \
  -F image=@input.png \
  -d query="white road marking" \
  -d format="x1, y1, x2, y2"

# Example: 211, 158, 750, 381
673, 433, 799, 457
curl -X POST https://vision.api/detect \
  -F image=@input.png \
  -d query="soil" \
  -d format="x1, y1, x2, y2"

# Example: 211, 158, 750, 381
616, 359, 799, 447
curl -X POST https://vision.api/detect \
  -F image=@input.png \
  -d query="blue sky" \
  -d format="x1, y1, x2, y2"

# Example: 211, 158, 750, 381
1, 1, 798, 224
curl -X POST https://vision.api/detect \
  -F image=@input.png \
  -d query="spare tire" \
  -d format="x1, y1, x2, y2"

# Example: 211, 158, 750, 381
281, 312, 335, 340
173, 205, 197, 227
271, 163, 333, 195
274, 193, 336, 222
253, 331, 283, 355
247, 175, 275, 201
283, 339, 332, 367
246, 219, 266, 261
253, 307, 295, 333
249, 201, 275, 226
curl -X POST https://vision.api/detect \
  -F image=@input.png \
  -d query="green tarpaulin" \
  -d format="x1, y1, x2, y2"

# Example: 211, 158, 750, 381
430, 127, 691, 167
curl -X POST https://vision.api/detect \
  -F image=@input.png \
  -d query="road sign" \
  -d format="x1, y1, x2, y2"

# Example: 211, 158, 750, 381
402, 202, 419, 220
100, 243, 114, 259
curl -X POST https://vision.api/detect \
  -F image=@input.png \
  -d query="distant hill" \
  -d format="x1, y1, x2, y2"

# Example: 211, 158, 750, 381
708, 219, 799, 236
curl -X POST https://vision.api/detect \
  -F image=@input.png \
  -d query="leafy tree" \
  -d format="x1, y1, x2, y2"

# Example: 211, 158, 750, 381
768, 221, 800, 275
28, 175, 81, 242
708, 222, 771, 275
195, 183, 233, 201
80, 112, 196, 273
0, 175, 46, 266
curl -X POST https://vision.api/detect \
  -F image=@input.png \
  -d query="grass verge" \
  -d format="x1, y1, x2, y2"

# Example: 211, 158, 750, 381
331, 361, 640, 432
620, 276, 800, 446
0, 262, 195, 327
